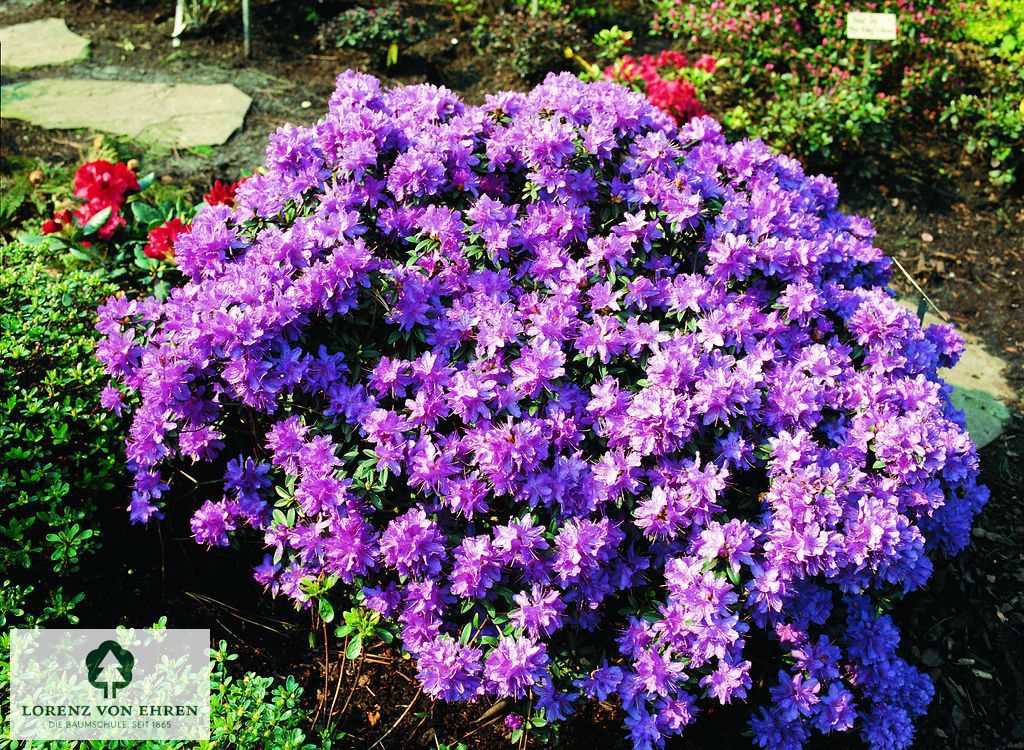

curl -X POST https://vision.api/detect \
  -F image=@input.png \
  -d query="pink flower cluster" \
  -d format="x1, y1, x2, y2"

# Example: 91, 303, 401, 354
604, 50, 716, 125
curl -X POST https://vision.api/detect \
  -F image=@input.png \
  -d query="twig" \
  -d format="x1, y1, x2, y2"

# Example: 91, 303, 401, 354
338, 656, 364, 718
370, 688, 423, 749
183, 591, 292, 633
890, 255, 949, 322
311, 621, 330, 731
327, 636, 349, 722
457, 711, 506, 743
519, 695, 532, 750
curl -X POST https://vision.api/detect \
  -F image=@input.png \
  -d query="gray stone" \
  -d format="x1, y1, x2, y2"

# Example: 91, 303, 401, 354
1, 78, 251, 147
0, 18, 89, 70
948, 387, 1011, 449
897, 297, 1016, 447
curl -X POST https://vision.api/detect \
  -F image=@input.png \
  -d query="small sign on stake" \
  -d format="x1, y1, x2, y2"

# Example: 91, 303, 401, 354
846, 11, 898, 41
846, 11, 898, 76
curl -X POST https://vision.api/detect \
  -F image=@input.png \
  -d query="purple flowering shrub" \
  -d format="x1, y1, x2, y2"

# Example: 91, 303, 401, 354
97, 71, 988, 749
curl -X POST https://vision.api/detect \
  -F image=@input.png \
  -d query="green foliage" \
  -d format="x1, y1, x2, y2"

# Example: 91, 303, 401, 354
960, 0, 1024, 58
0, 160, 74, 233
447, 0, 478, 14
513, 0, 617, 20
648, 0, 964, 170
316, 1, 425, 67
0, 241, 122, 629
592, 25, 633, 62
473, 7, 583, 80
942, 64, 1024, 187
726, 72, 891, 165
204, 643, 335, 750
181, 0, 231, 31
333, 606, 396, 660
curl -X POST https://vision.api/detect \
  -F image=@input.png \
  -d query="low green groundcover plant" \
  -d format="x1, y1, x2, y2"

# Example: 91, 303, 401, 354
99, 72, 987, 749
0, 241, 121, 629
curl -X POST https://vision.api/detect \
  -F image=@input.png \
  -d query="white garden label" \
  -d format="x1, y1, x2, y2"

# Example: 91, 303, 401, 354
846, 11, 898, 40
10, 629, 210, 741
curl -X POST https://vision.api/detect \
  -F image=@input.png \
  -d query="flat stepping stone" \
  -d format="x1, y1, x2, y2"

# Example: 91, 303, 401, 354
0, 18, 89, 70
0, 78, 252, 147
898, 298, 1015, 448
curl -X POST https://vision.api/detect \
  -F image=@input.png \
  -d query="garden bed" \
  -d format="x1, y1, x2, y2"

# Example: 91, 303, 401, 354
1, 1, 1022, 748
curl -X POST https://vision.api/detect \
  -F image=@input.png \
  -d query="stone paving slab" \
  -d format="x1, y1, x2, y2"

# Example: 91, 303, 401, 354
0, 78, 252, 147
898, 297, 1015, 448
0, 18, 89, 70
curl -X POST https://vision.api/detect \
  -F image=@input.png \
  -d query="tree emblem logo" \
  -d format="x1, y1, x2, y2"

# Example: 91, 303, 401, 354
85, 641, 134, 699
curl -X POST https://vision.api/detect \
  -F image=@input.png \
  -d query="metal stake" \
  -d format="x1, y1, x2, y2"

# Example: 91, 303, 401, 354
242, 0, 251, 58
171, 0, 186, 47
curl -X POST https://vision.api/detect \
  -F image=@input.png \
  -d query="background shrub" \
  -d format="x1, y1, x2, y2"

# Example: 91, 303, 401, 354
0, 240, 121, 628
648, 0, 964, 170
473, 7, 583, 80
316, 1, 425, 67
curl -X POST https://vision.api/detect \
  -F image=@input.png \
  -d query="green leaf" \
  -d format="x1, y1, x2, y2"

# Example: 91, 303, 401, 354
318, 598, 335, 624
346, 636, 363, 660
726, 564, 741, 586
137, 172, 156, 191
81, 206, 113, 237
68, 245, 96, 263
131, 202, 162, 227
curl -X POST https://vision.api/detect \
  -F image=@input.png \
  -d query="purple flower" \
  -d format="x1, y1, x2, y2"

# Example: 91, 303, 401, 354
97, 70, 986, 749
190, 499, 235, 546
378, 507, 445, 579
510, 585, 565, 637
484, 636, 549, 699
416, 634, 483, 701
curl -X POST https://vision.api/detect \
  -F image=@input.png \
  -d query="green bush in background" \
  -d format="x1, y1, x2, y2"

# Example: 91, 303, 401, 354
0, 240, 121, 628
961, 0, 1024, 58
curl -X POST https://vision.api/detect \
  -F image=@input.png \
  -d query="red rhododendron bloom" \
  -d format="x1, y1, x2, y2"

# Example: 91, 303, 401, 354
604, 51, 713, 125
73, 160, 139, 206
204, 178, 246, 207
73, 199, 127, 240
41, 209, 73, 235
144, 218, 190, 261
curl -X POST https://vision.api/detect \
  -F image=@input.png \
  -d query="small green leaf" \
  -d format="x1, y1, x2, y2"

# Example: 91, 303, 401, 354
81, 206, 113, 237
346, 636, 363, 660
131, 202, 162, 227
318, 598, 335, 624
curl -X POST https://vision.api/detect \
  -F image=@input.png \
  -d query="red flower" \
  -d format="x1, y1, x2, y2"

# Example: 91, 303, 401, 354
65, 160, 139, 241
41, 209, 73, 235
204, 178, 246, 207
73, 198, 128, 240
604, 50, 713, 125
73, 160, 139, 206
694, 54, 717, 73
144, 218, 190, 261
